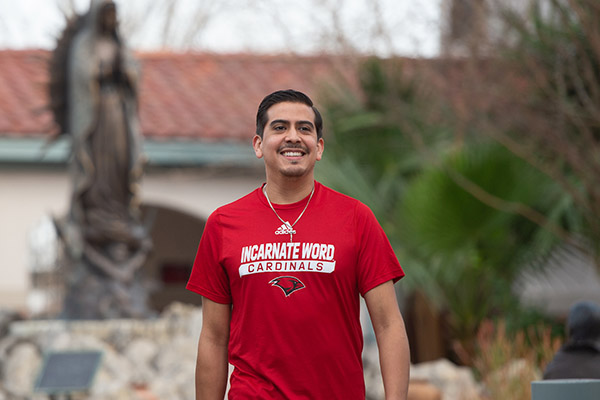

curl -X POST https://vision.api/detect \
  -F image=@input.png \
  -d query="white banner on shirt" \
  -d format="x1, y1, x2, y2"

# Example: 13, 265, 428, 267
239, 260, 336, 277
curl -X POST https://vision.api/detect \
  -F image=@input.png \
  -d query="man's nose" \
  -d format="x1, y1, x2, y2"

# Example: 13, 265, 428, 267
285, 127, 301, 142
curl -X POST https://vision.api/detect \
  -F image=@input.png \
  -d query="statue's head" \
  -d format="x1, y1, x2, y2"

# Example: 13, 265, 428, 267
88, 0, 118, 35
98, 1, 118, 35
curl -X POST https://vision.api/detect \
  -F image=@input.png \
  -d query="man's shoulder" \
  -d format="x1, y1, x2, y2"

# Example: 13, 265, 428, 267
317, 182, 372, 212
318, 181, 356, 201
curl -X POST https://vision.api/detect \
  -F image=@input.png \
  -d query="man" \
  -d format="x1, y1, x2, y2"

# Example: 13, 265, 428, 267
543, 301, 600, 380
187, 89, 410, 399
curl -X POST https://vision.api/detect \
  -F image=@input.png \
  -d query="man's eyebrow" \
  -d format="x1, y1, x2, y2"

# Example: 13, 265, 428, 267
269, 119, 315, 128
269, 119, 289, 126
297, 120, 315, 128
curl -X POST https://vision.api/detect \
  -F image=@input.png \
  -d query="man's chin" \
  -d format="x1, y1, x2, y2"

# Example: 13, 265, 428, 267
280, 167, 309, 178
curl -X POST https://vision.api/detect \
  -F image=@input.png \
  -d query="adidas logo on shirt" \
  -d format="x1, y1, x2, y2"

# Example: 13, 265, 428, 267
275, 222, 296, 235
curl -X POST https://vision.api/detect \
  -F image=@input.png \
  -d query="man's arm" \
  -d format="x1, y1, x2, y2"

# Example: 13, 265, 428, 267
364, 280, 410, 400
196, 297, 231, 400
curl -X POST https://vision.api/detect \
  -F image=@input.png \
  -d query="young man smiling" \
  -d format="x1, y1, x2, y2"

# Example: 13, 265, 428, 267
187, 89, 410, 399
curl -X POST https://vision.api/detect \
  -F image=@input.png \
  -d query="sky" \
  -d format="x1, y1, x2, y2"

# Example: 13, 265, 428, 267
0, 0, 442, 57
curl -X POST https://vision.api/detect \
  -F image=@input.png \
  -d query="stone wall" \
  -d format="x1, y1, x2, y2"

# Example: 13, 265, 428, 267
0, 304, 481, 400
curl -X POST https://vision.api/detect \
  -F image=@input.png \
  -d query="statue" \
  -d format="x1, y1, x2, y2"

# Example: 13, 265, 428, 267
49, 0, 154, 319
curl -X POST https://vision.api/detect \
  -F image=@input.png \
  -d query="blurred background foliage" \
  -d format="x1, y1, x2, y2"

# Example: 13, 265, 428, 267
317, 0, 599, 365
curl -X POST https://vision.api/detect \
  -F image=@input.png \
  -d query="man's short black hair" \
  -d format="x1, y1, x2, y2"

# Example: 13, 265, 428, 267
567, 301, 600, 345
256, 89, 323, 139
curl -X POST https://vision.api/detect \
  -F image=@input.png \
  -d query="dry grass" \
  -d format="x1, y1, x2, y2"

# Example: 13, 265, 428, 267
473, 320, 561, 400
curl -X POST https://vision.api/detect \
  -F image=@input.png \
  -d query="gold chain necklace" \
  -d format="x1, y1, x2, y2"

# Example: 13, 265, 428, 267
263, 184, 315, 242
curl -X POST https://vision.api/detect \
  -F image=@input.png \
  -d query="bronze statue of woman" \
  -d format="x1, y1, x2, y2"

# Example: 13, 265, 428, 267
51, 0, 153, 319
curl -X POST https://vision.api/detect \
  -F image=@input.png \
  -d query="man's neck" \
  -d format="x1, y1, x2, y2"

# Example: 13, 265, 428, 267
264, 176, 315, 204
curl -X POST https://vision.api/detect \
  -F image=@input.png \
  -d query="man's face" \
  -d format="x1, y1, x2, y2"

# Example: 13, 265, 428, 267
253, 101, 324, 180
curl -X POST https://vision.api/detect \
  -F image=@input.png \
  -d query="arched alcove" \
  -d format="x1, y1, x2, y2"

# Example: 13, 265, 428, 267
141, 203, 206, 311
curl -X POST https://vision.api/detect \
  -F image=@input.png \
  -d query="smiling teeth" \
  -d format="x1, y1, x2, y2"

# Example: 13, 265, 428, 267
283, 152, 303, 157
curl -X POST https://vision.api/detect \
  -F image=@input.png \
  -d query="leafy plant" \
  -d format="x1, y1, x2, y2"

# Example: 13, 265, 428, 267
317, 38, 584, 363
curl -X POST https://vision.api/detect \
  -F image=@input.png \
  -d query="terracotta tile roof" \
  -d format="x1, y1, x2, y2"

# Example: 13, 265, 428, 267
0, 50, 52, 136
0, 50, 358, 143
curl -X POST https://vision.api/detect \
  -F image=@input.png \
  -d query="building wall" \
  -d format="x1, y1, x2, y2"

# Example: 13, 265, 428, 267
0, 166, 264, 311
0, 167, 68, 309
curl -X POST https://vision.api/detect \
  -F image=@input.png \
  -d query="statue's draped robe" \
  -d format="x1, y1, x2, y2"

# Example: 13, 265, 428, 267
67, 0, 143, 247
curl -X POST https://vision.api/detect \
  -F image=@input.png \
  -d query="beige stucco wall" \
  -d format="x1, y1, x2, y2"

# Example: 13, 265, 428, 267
0, 168, 69, 309
0, 166, 263, 311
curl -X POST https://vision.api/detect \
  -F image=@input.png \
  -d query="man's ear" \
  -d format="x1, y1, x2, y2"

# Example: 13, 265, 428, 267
252, 135, 263, 159
316, 137, 324, 161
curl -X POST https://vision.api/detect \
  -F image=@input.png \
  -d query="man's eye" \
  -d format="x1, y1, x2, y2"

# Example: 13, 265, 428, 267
273, 125, 285, 131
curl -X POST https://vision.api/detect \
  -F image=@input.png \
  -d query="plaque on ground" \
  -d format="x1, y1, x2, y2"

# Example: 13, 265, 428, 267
35, 351, 103, 394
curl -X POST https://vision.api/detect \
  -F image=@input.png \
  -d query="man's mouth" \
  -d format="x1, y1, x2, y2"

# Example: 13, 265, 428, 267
279, 146, 307, 157
281, 150, 304, 157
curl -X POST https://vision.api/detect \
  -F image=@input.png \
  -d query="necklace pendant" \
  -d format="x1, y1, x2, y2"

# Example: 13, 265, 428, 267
285, 221, 296, 242
285, 222, 296, 242
284, 221, 295, 233
275, 220, 296, 238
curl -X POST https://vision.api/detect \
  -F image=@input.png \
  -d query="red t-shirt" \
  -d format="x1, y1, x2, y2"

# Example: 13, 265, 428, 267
187, 181, 404, 399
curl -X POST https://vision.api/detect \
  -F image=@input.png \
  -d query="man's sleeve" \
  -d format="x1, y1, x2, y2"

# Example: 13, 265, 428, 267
354, 202, 404, 296
186, 212, 232, 304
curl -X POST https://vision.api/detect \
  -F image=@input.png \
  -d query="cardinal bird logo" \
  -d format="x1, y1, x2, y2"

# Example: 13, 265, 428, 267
269, 276, 305, 297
